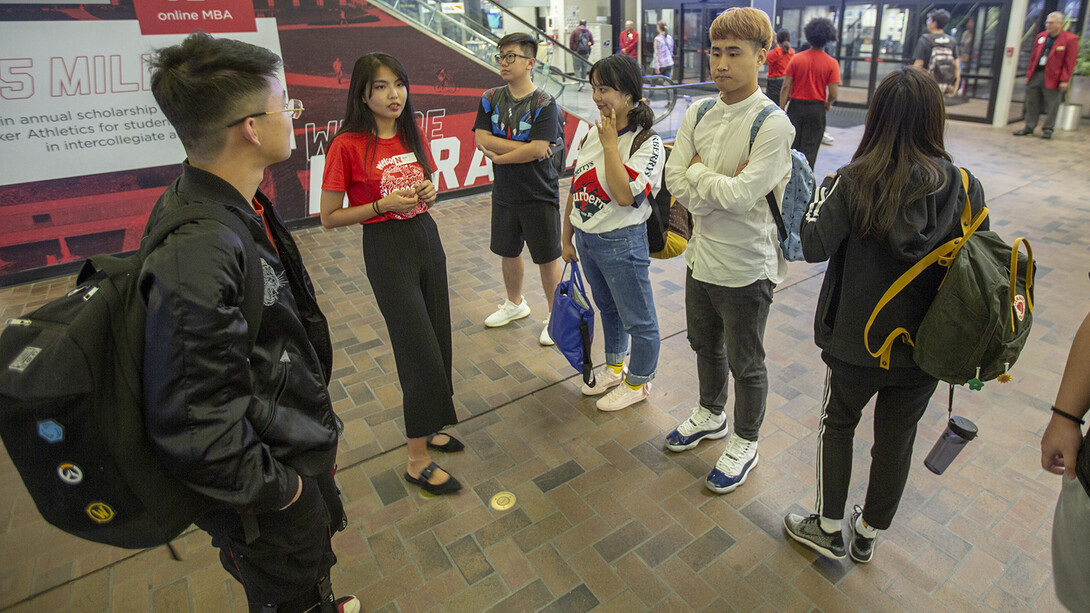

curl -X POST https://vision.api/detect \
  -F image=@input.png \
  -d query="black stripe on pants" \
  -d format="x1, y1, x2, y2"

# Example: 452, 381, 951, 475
785, 98, 826, 169
361, 213, 457, 439
815, 361, 937, 529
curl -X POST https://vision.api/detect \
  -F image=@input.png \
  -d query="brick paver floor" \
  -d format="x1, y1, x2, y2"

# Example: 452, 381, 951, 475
1, 117, 1088, 612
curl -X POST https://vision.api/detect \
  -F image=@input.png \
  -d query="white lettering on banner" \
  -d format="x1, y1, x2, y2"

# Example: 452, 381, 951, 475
0, 19, 284, 187
431, 136, 460, 190
426, 108, 445, 140
0, 59, 34, 100
304, 120, 340, 159
464, 146, 492, 185
565, 119, 591, 169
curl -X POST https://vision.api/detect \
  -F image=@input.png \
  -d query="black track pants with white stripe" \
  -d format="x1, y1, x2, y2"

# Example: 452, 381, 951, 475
814, 362, 937, 530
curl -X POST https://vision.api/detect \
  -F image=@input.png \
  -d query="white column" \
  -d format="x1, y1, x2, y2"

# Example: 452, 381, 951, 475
992, 0, 1028, 127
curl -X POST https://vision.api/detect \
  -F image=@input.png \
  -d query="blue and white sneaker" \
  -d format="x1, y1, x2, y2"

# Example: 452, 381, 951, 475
665, 407, 729, 451
705, 434, 759, 494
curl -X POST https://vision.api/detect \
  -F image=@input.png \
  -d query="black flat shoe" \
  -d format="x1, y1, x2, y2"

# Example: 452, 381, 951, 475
1012, 127, 1035, 136
405, 462, 463, 495
427, 432, 465, 452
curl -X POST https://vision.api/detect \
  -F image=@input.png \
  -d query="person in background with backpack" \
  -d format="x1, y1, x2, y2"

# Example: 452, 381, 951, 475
784, 68, 986, 564
1042, 305, 1090, 611
560, 54, 664, 411
912, 9, 960, 96
1013, 12, 1079, 140
569, 20, 594, 90
781, 18, 840, 169
663, 7, 793, 495
142, 33, 359, 613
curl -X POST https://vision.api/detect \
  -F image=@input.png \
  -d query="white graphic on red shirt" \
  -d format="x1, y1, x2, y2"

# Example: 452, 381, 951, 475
377, 153, 427, 219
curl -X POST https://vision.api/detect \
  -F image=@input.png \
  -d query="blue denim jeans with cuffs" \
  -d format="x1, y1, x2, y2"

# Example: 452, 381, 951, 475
574, 224, 660, 385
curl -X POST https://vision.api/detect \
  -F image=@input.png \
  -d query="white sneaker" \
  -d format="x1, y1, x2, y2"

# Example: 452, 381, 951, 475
822, 132, 834, 145
539, 318, 554, 346
596, 382, 650, 412
664, 407, 729, 451
705, 433, 759, 494
485, 298, 530, 327
581, 364, 625, 396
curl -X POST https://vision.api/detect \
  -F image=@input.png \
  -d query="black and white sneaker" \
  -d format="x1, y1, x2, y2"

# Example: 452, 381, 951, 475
848, 505, 875, 563
664, 406, 728, 451
784, 514, 846, 560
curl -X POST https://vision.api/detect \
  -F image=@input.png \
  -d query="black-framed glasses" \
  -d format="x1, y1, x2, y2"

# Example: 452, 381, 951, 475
226, 98, 304, 127
494, 52, 533, 65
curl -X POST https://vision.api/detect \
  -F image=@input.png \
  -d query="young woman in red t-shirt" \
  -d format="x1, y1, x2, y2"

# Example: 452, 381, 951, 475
764, 29, 794, 107
320, 53, 463, 496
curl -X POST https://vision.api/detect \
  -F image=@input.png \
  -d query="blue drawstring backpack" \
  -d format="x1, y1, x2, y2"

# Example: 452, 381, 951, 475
548, 263, 596, 386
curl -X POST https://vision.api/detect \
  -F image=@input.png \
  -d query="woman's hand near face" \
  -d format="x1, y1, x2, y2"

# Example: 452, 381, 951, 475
596, 108, 619, 151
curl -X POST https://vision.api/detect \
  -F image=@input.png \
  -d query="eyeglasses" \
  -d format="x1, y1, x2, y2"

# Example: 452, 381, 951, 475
494, 52, 534, 65
226, 98, 304, 127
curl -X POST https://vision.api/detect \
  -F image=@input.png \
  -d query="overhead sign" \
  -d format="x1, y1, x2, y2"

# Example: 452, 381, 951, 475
440, 3, 465, 14
133, 0, 256, 35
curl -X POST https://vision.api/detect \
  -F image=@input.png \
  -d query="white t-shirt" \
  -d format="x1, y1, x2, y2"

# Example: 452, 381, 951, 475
569, 125, 665, 234
664, 89, 794, 287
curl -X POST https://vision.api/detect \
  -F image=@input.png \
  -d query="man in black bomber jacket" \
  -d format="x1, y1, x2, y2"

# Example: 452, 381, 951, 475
140, 33, 358, 613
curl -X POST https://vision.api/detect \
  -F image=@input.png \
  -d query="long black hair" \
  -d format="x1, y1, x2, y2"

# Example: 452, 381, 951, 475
588, 55, 654, 131
841, 67, 950, 240
333, 53, 432, 175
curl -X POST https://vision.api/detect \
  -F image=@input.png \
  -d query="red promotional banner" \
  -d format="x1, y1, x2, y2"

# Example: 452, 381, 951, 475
133, 0, 257, 35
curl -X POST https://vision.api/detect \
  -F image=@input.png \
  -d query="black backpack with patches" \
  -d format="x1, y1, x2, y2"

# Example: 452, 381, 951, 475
0, 204, 261, 549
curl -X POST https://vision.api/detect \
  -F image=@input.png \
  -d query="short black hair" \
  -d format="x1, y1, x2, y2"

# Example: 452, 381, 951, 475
804, 17, 837, 50
928, 9, 951, 29
777, 29, 791, 44
498, 32, 537, 58
150, 32, 281, 160
579, 19, 587, 26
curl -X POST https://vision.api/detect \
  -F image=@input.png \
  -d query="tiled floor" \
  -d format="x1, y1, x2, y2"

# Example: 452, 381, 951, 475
1, 117, 1089, 612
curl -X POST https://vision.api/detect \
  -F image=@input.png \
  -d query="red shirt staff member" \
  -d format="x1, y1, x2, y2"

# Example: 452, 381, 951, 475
620, 21, 639, 59
765, 29, 794, 107
1013, 11, 1079, 139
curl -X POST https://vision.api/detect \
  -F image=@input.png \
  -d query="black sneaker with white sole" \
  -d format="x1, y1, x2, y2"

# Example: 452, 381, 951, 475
783, 513, 846, 560
848, 505, 875, 563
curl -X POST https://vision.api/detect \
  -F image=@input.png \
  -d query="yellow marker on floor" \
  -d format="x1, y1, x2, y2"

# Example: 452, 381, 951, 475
490, 491, 517, 511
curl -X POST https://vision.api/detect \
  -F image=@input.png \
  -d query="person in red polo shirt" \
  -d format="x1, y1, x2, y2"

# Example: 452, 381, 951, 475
765, 29, 794, 107
781, 18, 840, 169
620, 20, 639, 59
1013, 12, 1079, 139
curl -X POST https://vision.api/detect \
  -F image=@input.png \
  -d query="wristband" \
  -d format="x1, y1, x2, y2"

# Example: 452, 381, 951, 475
372, 200, 381, 216
1051, 405, 1086, 425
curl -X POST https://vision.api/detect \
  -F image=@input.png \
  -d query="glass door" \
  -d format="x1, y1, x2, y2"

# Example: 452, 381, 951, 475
873, 5, 913, 86
840, 3, 879, 104
681, 8, 708, 82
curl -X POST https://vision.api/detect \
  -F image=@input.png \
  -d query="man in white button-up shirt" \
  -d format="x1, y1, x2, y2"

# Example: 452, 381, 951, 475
662, 7, 794, 496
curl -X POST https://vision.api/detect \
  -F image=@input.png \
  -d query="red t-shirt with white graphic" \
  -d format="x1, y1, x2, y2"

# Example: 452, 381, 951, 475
322, 132, 434, 224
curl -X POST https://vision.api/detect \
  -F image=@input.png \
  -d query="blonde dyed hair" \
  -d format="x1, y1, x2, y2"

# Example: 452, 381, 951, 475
709, 7, 774, 51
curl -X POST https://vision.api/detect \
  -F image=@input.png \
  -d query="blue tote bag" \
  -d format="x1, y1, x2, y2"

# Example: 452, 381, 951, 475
548, 262, 596, 386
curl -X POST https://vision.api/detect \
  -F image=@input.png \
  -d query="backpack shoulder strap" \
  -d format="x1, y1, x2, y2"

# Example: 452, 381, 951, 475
628, 127, 657, 158
862, 168, 983, 369
694, 98, 717, 129
747, 104, 788, 241
142, 204, 263, 347
748, 104, 778, 150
